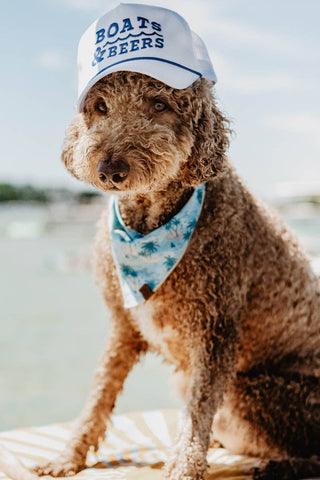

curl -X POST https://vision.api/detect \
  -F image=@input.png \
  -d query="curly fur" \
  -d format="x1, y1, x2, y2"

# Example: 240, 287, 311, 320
33, 72, 320, 480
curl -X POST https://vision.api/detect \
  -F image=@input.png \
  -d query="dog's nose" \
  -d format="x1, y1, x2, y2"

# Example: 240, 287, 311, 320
98, 158, 130, 184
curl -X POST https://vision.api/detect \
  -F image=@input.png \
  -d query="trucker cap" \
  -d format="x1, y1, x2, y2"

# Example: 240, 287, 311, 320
77, 3, 217, 112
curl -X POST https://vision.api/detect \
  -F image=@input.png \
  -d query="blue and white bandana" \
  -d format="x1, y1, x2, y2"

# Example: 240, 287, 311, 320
109, 184, 206, 308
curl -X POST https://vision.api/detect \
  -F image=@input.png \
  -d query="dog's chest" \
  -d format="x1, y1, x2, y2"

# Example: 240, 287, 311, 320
130, 301, 185, 365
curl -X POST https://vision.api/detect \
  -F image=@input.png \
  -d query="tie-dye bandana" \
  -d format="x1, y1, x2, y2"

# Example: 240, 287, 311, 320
109, 184, 206, 308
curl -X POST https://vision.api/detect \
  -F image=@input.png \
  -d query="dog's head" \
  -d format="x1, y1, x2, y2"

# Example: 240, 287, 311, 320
62, 72, 230, 194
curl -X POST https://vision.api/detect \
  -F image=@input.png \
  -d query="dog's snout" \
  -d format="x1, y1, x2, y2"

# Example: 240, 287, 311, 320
98, 158, 130, 184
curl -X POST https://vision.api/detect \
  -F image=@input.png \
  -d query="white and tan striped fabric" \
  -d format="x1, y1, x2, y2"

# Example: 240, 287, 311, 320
0, 409, 261, 480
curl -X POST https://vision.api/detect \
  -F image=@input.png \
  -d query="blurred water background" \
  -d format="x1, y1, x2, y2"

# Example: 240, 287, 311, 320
0, 187, 319, 431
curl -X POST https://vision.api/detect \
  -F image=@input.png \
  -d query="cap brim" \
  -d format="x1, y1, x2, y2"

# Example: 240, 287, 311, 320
77, 57, 201, 112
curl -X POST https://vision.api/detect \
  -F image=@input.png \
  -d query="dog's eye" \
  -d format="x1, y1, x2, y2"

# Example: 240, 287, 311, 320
94, 100, 108, 115
153, 101, 167, 112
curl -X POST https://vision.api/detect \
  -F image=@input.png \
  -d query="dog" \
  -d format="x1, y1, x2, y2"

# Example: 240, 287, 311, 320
30, 4, 320, 480
30, 69, 320, 480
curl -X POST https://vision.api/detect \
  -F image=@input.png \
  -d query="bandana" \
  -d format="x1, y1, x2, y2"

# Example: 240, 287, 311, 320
109, 184, 206, 308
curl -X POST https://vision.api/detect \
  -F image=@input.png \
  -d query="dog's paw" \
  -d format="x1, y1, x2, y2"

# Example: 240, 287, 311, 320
165, 452, 206, 480
165, 468, 204, 480
32, 456, 86, 477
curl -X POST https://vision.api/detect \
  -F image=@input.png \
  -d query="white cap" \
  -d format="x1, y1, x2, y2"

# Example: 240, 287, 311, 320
77, 3, 217, 112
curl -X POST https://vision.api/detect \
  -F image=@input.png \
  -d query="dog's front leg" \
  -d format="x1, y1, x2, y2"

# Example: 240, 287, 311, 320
165, 323, 238, 480
34, 319, 146, 477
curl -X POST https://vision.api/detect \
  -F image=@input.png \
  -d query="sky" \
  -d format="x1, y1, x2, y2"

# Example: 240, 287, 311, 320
0, 0, 319, 197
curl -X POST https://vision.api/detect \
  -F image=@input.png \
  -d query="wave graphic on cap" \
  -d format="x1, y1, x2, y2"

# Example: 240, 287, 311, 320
101, 30, 163, 47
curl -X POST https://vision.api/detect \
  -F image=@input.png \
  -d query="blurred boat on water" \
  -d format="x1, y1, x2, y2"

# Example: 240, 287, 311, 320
271, 182, 320, 272
5, 220, 45, 239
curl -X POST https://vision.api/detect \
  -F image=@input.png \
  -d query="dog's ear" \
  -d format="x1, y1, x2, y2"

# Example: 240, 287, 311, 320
182, 81, 231, 186
61, 115, 83, 179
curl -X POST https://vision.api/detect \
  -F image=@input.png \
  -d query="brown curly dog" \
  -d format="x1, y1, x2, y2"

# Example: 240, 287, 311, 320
34, 72, 320, 480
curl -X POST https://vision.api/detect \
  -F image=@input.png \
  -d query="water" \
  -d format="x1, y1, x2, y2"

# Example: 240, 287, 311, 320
0, 201, 319, 431
0, 202, 181, 431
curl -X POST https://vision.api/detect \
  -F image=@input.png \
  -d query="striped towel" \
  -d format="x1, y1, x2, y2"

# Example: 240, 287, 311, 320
0, 409, 264, 479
